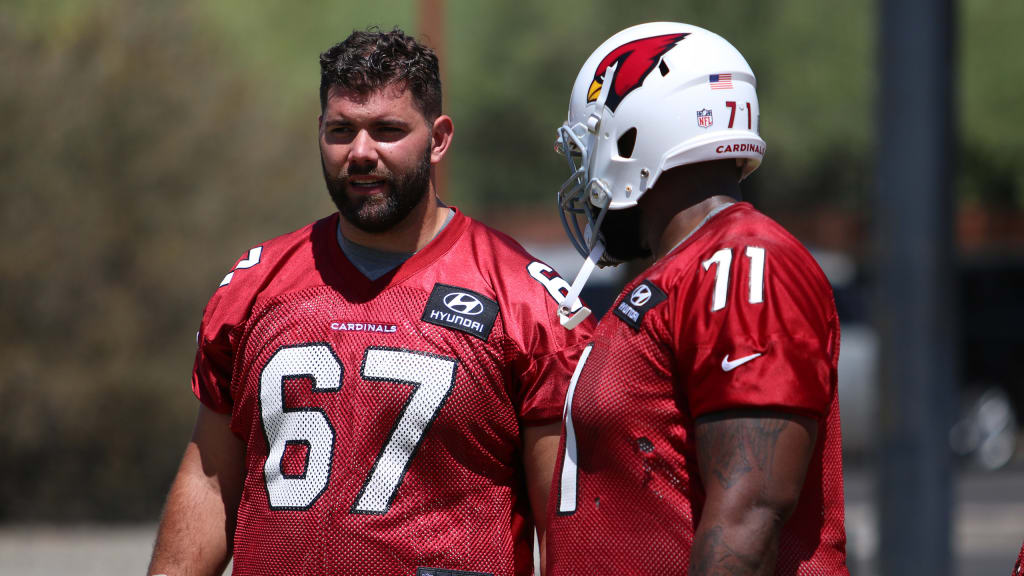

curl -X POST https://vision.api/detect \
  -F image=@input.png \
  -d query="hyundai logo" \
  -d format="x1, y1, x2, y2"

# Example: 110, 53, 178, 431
443, 292, 484, 316
630, 284, 652, 307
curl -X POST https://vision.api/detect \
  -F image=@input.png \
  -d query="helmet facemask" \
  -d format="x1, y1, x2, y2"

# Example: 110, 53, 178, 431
551, 118, 609, 330
555, 120, 614, 265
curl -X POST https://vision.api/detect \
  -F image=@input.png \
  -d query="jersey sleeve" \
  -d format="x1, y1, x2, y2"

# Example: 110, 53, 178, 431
673, 239, 838, 420
515, 338, 593, 425
503, 259, 596, 426
191, 246, 266, 414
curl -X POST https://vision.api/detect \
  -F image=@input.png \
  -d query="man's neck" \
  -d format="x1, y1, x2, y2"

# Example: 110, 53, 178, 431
651, 195, 735, 259
638, 162, 741, 261
338, 194, 450, 253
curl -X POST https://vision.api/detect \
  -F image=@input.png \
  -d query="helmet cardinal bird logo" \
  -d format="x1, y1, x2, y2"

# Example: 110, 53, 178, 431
587, 33, 689, 113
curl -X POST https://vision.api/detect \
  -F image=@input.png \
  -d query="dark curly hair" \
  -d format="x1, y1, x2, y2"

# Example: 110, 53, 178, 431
319, 27, 442, 121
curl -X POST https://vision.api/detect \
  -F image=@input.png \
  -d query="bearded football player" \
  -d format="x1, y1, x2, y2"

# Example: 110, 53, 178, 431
148, 27, 593, 576
545, 23, 848, 575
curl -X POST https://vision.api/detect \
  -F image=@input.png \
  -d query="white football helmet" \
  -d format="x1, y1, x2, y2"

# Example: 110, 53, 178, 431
554, 22, 766, 328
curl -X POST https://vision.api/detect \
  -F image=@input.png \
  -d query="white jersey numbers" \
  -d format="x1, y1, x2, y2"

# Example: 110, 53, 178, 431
702, 248, 733, 312
557, 343, 593, 514
745, 246, 765, 304
260, 344, 341, 510
528, 262, 583, 313
220, 246, 263, 287
259, 344, 457, 513
354, 349, 457, 514
701, 246, 766, 312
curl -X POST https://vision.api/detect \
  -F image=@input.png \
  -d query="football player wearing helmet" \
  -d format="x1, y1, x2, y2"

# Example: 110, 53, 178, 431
148, 27, 593, 576
546, 22, 848, 574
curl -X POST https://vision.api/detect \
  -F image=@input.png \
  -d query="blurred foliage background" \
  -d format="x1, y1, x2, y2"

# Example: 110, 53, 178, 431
0, 0, 1021, 522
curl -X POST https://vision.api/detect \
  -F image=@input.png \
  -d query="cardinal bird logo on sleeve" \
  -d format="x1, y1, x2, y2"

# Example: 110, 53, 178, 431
588, 33, 689, 113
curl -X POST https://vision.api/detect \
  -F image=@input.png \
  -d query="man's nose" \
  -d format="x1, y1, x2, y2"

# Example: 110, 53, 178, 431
348, 130, 379, 167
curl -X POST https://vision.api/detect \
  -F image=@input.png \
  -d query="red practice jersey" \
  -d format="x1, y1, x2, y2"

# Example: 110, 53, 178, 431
193, 208, 592, 576
546, 202, 847, 575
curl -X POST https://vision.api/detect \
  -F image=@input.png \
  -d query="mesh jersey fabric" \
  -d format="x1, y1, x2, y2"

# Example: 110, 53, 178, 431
546, 202, 848, 575
192, 208, 594, 576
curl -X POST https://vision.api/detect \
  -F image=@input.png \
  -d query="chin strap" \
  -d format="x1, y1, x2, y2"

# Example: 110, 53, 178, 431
557, 241, 605, 330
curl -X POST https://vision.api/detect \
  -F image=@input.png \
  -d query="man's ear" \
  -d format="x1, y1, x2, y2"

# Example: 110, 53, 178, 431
430, 115, 454, 164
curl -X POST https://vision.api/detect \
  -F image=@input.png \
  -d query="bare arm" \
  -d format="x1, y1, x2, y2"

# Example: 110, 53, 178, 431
522, 421, 562, 575
148, 405, 245, 576
689, 410, 817, 576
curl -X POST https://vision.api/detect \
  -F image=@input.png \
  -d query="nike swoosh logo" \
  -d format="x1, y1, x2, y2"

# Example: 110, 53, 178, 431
721, 353, 763, 372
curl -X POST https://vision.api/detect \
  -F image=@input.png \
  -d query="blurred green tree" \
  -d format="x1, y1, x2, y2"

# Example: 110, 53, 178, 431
0, 0, 326, 520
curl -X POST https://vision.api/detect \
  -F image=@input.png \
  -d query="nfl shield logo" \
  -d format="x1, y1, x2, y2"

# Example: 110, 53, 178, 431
697, 108, 713, 128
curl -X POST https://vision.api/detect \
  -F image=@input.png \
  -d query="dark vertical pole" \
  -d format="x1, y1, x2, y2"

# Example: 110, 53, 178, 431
876, 1, 956, 575
419, 0, 448, 198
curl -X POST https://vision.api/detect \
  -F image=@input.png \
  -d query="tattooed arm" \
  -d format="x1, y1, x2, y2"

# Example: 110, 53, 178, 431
689, 410, 817, 576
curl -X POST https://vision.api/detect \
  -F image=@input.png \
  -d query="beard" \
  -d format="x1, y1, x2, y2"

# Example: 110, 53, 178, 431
598, 206, 651, 263
322, 145, 432, 234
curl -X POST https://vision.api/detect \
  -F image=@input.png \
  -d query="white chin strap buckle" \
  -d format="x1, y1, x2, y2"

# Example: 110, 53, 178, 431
558, 303, 592, 330
556, 242, 604, 330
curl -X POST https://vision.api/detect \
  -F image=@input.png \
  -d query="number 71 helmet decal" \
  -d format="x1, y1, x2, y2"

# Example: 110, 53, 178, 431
554, 22, 766, 328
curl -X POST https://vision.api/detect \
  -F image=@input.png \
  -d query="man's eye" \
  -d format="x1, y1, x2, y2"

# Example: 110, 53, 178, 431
374, 127, 406, 140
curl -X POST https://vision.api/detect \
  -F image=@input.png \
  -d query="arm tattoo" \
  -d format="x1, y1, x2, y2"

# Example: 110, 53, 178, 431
689, 525, 763, 576
690, 412, 812, 575
697, 415, 788, 490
